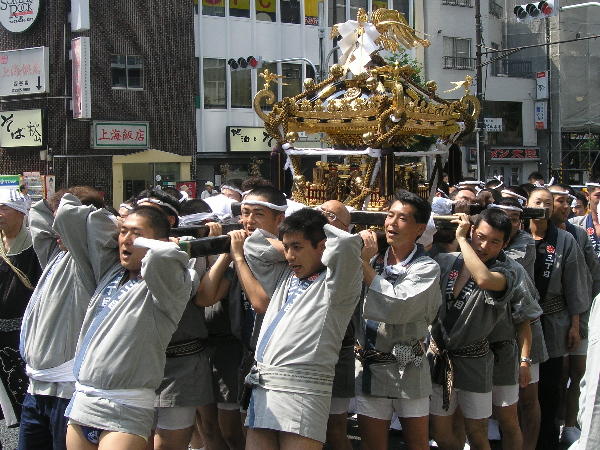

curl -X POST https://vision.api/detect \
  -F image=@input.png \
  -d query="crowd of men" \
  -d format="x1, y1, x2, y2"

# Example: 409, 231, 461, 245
0, 171, 599, 450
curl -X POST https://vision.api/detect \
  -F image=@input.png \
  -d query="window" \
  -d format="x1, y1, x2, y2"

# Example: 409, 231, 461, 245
443, 37, 473, 70
490, 42, 500, 76
392, 0, 410, 19
231, 69, 252, 108
373, 0, 389, 12
230, 0, 250, 18
349, 0, 367, 21
442, 0, 472, 6
111, 55, 143, 89
202, 0, 225, 16
489, 0, 503, 19
281, 0, 300, 23
203, 58, 226, 109
257, 0, 276, 21
328, 0, 346, 26
282, 63, 302, 98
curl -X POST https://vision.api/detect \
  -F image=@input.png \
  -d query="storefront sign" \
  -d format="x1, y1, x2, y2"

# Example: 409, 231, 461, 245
227, 126, 274, 152
72, 37, 91, 119
535, 101, 547, 130
91, 121, 149, 149
71, 0, 89, 31
536, 71, 548, 100
0, 0, 40, 33
0, 175, 20, 187
0, 109, 43, 147
484, 118, 503, 132
489, 147, 539, 160
0, 46, 48, 96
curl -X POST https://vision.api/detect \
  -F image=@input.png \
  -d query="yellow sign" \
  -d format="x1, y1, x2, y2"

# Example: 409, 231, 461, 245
0, 109, 43, 148
305, 0, 319, 17
229, 0, 250, 9
255, 0, 275, 13
227, 126, 275, 152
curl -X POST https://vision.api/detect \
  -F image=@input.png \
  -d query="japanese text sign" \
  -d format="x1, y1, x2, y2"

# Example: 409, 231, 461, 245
91, 121, 149, 149
0, 0, 40, 33
0, 109, 43, 147
489, 148, 539, 159
227, 126, 274, 152
535, 101, 547, 130
0, 46, 48, 96
484, 118, 503, 132
536, 71, 548, 100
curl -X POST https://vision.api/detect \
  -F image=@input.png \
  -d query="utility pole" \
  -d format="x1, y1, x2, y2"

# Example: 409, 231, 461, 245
475, 0, 485, 181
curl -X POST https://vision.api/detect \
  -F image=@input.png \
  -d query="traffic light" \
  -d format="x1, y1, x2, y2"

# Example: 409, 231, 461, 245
514, 2, 559, 22
227, 56, 262, 71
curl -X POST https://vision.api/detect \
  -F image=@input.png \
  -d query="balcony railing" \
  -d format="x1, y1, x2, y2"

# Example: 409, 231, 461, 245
498, 59, 533, 78
443, 56, 474, 70
489, 0, 503, 18
442, 0, 472, 7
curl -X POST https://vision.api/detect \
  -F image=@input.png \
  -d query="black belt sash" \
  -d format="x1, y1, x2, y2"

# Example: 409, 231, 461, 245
534, 222, 559, 306
166, 338, 207, 358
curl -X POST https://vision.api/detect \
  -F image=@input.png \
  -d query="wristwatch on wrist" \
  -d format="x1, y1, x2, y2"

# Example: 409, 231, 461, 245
520, 357, 533, 366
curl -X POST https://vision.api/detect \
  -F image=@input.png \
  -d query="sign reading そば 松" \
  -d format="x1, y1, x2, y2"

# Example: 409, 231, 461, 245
0, 109, 43, 148
0, 0, 40, 33
91, 121, 149, 149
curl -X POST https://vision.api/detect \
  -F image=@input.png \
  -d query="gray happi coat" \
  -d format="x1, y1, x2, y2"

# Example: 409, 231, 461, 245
243, 225, 362, 397
356, 246, 441, 399
429, 252, 533, 393
534, 227, 591, 358
21, 195, 115, 398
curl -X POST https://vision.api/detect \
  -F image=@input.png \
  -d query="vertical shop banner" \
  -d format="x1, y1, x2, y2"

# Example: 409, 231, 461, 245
536, 71, 548, 100
72, 37, 91, 119
0, 109, 43, 147
71, 0, 90, 31
535, 101, 547, 130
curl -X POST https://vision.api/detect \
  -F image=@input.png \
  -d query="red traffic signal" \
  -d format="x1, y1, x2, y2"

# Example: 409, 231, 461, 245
539, 1, 553, 15
247, 56, 259, 68
228, 56, 262, 71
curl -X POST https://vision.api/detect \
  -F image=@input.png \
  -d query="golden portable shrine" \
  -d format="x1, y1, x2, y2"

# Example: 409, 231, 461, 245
253, 8, 480, 210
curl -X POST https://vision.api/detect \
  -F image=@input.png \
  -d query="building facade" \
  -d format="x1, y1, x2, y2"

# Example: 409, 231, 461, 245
0, 0, 197, 207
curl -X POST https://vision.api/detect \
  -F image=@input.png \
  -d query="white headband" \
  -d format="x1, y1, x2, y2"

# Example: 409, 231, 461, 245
501, 190, 527, 203
221, 185, 244, 196
0, 188, 29, 215
136, 197, 179, 216
571, 198, 579, 208
436, 188, 449, 199
457, 181, 484, 187
489, 204, 523, 213
549, 189, 570, 196
586, 182, 600, 188
241, 199, 288, 212
119, 203, 134, 211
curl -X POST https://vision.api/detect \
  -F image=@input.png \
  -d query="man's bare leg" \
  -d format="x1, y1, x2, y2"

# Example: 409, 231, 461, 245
67, 424, 98, 450
399, 416, 429, 450
97, 430, 148, 450
493, 403, 523, 450
518, 383, 540, 450
189, 422, 205, 449
357, 414, 389, 450
153, 427, 194, 450
217, 408, 244, 450
464, 418, 490, 450
326, 413, 352, 450
245, 428, 278, 450
278, 430, 322, 450
196, 405, 228, 450
430, 414, 463, 450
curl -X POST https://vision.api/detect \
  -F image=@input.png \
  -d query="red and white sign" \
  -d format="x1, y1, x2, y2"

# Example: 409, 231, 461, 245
0, 46, 48, 96
91, 121, 149, 149
489, 148, 539, 159
536, 71, 548, 100
535, 101, 547, 130
72, 37, 91, 119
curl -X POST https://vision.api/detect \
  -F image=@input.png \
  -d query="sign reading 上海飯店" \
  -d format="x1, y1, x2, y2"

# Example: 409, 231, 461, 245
0, 46, 49, 96
91, 121, 149, 149
227, 126, 275, 152
0, 109, 43, 147
0, 0, 40, 33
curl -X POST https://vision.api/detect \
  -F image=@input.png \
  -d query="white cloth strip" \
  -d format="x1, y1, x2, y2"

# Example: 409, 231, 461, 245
489, 204, 523, 213
75, 382, 155, 409
26, 359, 76, 383
501, 190, 527, 202
133, 237, 179, 251
136, 197, 179, 216
550, 190, 571, 196
586, 182, 600, 187
178, 212, 219, 226
119, 203, 134, 211
241, 200, 288, 212
571, 198, 579, 208
282, 147, 449, 158
221, 185, 244, 195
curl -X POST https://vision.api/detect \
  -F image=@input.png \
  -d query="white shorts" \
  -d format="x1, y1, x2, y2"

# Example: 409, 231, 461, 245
569, 338, 588, 356
529, 363, 540, 385
217, 402, 240, 411
430, 384, 492, 420
492, 384, 519, 407
354, 393, 429, 420
155, 406, 196, 431
329, 397, 351, 415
